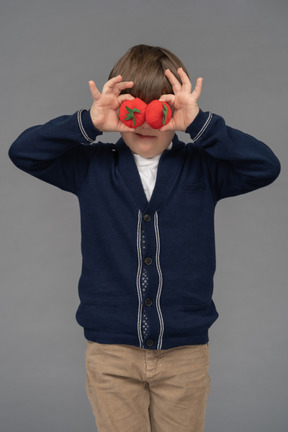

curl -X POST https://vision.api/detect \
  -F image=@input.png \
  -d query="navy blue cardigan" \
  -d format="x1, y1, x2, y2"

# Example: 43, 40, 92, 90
8, 109, 281, 349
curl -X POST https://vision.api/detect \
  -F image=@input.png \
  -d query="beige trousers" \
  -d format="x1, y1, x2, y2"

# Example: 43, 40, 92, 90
85, 341, 210, 432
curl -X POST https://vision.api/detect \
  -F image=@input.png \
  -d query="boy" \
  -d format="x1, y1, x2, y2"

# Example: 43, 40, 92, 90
8, 44, 281, 432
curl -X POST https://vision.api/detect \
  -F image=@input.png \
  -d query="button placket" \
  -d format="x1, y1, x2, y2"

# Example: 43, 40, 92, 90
140, 213, 158, 348
141, 226, 150, 341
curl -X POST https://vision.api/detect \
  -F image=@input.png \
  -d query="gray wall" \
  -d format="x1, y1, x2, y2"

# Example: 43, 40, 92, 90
1, 0, 287, 431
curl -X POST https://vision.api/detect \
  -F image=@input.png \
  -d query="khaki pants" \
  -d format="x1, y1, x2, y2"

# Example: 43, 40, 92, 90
85, 341, 210, 432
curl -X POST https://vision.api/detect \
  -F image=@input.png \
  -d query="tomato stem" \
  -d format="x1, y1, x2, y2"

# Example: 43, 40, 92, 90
162, 103, 168, 125
125, 106, 141, 126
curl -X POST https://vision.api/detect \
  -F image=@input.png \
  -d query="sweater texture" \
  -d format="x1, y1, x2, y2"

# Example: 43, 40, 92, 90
8, 109, 281, 349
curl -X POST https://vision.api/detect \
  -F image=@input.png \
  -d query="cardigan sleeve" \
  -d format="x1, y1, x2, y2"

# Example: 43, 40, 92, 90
8, 110, 103, 194
186, 110, 281, 201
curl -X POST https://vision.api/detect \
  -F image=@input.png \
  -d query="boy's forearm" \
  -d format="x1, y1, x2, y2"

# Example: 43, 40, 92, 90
8, 110, 103, 194
8, 110, 101, 170
186, 110, 281, 200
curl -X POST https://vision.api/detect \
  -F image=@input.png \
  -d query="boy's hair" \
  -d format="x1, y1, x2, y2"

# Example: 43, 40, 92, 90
108, 44, 189, 104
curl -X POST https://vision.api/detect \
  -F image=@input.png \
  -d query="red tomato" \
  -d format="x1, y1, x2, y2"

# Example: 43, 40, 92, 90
145, 100, 172, 129
119, 98, 147, 128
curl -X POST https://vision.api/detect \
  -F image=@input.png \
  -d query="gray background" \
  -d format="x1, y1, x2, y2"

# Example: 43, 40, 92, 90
1, 0, 287, 431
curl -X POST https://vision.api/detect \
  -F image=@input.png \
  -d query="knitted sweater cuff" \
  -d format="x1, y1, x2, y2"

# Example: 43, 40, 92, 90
185, 109, 213, 143
78, 109, 103, 143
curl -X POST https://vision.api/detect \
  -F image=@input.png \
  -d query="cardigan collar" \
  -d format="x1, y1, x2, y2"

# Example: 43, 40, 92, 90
115, 134, 185, 213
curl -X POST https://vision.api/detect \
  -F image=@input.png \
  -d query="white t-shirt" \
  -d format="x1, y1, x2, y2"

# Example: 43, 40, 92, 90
133, 143, 172, 201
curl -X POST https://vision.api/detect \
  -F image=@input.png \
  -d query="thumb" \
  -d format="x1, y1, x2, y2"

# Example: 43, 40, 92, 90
159, 117, 176, 132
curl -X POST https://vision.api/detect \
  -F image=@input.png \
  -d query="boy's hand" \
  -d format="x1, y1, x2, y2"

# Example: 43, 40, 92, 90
89, 76, 136, 132
159, 68, 203, 132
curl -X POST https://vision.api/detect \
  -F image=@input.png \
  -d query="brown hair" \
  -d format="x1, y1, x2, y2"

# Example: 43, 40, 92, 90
108, 44, 189, 104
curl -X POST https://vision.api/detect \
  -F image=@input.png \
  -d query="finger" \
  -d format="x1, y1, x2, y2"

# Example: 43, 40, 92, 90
88, 81, 101, 101
165, 69, 182, 93
159, 118, 175, 132
192, 77, 203, 101
113, 80, 134, 94
159, 124, 174, 133
177, 68, 192, 92
118, 93, 135, 104
103, 75, 123, 92
159, 94, 175, 105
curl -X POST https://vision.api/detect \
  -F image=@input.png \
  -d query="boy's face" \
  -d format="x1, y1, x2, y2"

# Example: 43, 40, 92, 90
121, 122, 175, 158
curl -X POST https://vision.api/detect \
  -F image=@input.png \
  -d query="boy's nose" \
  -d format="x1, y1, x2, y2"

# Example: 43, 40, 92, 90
136, 121, 151, 131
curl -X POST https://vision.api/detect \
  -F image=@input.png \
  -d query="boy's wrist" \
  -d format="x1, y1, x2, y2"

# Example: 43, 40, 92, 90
78, 109, 103, 143
185, 109, 212, 141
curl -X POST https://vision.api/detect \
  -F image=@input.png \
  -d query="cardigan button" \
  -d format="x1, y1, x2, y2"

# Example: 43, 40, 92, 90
146, 339, 154, 347
145, 298, 153, 307
143, 214, 151, 222
144, 257, 152, 266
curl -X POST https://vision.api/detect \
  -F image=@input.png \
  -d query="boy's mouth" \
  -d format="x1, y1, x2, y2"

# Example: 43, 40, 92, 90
135, 133, 156, 139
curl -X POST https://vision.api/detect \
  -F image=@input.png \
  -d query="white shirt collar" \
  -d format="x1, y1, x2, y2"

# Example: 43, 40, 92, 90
133, 142, 172, 165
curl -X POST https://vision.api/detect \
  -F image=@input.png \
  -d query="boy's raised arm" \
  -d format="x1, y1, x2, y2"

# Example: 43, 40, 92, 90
8, 77, 136, 194
160, 68, 281, 200
8, 110, 103, 194
186, 109, 281, 200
